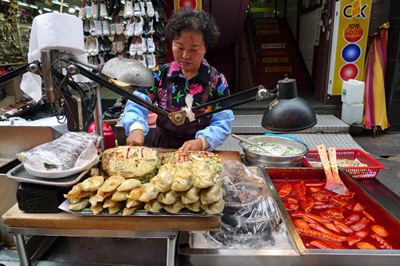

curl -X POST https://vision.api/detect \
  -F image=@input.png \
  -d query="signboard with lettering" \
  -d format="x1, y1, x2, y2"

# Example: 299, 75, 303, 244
265, 66, 292, 72
328, 0, 371, 95
256, 30, 280, 35
262, 50, 288, 56
263, 57, 289, 63
261, 43, 286, 49
352, 0, 361, 17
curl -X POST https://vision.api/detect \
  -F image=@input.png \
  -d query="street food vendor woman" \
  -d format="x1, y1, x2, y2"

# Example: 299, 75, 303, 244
122, 9, 234, 151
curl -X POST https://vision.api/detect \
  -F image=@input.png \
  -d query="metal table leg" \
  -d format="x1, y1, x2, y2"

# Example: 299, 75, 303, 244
14, 234, 30, 266
166, 233, 178, 266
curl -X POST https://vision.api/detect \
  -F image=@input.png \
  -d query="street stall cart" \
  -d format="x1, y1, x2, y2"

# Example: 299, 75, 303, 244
3, 139, 400, 265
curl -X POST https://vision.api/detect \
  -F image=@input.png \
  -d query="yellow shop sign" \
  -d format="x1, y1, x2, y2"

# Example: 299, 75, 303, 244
328, 0, 371, 95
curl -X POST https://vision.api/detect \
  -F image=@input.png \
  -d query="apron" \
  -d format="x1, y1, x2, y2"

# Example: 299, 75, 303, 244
151, 67, 217, 148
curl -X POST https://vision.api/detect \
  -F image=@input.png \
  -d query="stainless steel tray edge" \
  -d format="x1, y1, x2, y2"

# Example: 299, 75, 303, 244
258, 166, 307, 255
6, 163, 91, 187
264, 167, 400, 257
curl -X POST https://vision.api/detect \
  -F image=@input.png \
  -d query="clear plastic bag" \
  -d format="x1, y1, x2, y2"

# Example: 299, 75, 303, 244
17, 132, 101, 172
196, 160, 284, 249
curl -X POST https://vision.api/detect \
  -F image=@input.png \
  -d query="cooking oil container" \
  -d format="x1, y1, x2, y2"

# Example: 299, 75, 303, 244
341, 102, 364, 124
341, 79, 365, 104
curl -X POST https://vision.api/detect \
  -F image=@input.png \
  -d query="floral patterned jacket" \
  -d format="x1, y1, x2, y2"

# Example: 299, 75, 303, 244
138, 59, 231, 111
122, 59, 234, 151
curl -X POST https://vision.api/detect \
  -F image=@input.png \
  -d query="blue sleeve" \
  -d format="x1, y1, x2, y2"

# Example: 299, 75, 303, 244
195, 110, 234, 151
121, 90, 151, 136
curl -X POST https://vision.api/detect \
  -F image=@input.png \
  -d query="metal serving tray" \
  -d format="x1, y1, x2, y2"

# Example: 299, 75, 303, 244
6, 163, 91, 187
178, 167, 400, 266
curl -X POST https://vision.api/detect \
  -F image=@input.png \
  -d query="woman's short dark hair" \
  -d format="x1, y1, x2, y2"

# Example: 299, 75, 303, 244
164, 9, 220, 50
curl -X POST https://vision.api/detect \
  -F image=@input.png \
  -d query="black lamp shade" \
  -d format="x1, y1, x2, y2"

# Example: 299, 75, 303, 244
261, 76, 317, 132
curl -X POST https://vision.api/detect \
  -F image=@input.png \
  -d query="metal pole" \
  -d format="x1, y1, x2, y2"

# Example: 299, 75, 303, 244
93, 84, 105, 151
166, 233, 177, 266
41, 51, 57, 103
14, 234, 30, 266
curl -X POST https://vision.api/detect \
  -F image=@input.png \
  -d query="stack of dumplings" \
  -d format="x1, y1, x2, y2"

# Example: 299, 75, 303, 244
64, 161, 224, 216
64, 175, 146, 216
144, 161, 225, 214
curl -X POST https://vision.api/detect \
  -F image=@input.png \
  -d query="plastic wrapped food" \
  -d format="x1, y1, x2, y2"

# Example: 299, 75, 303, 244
204, 160, 282, 249
16, 132, 101, 171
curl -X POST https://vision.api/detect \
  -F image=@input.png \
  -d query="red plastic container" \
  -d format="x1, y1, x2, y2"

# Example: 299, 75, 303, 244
88, 121, 116, 150
103, 122, 116, 150
303, 149, 385, 179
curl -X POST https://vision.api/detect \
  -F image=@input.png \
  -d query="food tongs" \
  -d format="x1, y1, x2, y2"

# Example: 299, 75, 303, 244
317, 144, 348, 194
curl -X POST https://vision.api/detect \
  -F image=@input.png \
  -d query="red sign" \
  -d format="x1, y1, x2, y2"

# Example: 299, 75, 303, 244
344, 23, 363, 43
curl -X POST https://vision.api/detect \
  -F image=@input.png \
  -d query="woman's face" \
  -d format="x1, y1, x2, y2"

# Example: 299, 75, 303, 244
172, 30, 207, 76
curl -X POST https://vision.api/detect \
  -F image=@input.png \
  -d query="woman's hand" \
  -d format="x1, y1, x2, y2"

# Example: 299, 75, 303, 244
126, 129, 145, 146
179, 138, 203, 151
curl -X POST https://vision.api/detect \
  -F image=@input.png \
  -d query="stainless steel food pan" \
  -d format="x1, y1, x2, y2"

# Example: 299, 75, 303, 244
239, 135, 308, 167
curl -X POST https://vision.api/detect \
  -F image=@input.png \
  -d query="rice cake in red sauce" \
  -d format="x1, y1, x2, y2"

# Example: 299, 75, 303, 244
273, 180, 400, 250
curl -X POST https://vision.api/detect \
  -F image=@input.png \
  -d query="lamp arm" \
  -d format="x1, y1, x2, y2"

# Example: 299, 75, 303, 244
193, 85, 276, 119
0, 63, 31, 86
192, 85, 259, 111
74, 64, 170, 119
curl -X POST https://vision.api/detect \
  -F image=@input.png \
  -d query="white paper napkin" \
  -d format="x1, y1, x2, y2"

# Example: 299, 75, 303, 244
20, 13, 89, 102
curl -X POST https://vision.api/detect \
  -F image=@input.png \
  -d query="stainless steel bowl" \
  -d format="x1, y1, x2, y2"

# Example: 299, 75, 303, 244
239, 135, 309, 167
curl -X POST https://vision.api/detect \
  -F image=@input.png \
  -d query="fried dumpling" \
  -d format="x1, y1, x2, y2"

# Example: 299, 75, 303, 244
96, 190, 114, 202
77, 175, 104, 191
89, 194, 102, 206
127, 186, 146, 201
153, 171, 174, 192
193, 170, 216, 189
158, 190, 180, 205
171, 168, 194, 191
117, 178, 141, 191
144, 199, 165, 213
98, 175, 125, 193
159, 164, 178, 175
164, 198, 185, 213
111, 190, 130, 201
201, 199, 225, 214
179, 162, 192, 170
181, 186, 201, 204
139, 183, 159, 202
69, 198, 90, 211
108, 201, 125, 214
103, 197, 118, 208
126, 199, 143, 208
200, 181, 222, 204
192, 161, 210, 173
123, 203, 145, 216
185, 200, 202, 212
91, 202, 105, 215
64, 185, 94, 201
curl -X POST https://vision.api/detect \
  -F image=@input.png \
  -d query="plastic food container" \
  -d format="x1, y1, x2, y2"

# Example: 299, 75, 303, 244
304, 149, 385, 178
